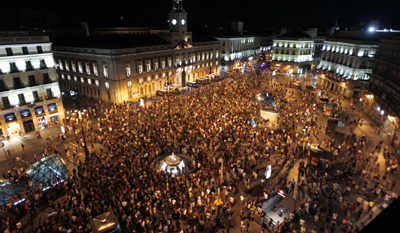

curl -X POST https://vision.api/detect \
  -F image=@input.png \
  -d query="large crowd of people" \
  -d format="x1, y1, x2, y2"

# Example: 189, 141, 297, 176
0, 69, 398, 233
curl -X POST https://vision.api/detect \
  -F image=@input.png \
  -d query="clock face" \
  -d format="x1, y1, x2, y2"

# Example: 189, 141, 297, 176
172, 18, 177, 25
181, 18, 186, 26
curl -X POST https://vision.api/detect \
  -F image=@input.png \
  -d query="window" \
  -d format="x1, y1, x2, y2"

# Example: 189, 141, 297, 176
22, 47, 29, 55
202, 52, 205, 61
103, 65, 108, 78
60, 74, 65, 80
140, 87, 144, 94
363, 50, 369, 57
74, 76, 78, 82
192, 54, 195, 62
95, 80, 99, 87
154, 61, 158, 71
43, 73, 51, 84
93, 63, 98, 76
105, 82, 110, 89
167, 57, 172, 68
25, 61, 34, 70
148, 85, 151, 93
18, 94, 26, 105
128, 90, 132, 99
107, 91, 111, 101
5, 48, 13, 56
88, 79, 92, 85
210, 51, 213, 59
71, 61, 76, 72
125, 65, 131, 77
13, 77, 23, 89
97, 89, 101, 97
162, 73, 166, 79
206, 52, 209, 60
86, 63, 91, 75
147, 76, 151, 82
155, 74, 159, 80
40, 59, 47, 69
81, 77, 85, 83
32, 91, 40, 102
29, 75, 37, 86
146, 61, 151, 72
127, 81, 132, 88
46, 88, 53, 99
9, 62, 18, 72
197, 53, 200, 61
36, 46, 43, 53
161, 60, 165, 69
65, 61, 70, 71
138, 63, 143, 74
139, 78, 144, 84
78, 62, 83, 73
67, 75, 71, 81
58, 60, 64, 70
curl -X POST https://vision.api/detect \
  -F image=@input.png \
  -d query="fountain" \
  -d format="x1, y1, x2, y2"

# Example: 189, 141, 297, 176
161, 152, 186, 174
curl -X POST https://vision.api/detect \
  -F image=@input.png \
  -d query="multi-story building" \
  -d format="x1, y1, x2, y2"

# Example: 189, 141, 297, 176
53, 0, 221, 103
271, 32, 315, 74
316, 31, 400, 98
367, 38, 400, 144
0, 36, 64, 137
214, 36, 261, 74
90, 26, 169, 36
260, 36, 273, 64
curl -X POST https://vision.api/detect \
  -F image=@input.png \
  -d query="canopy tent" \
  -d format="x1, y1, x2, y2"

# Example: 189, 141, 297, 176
25, 154, 68, 191
91, 211, 120, 233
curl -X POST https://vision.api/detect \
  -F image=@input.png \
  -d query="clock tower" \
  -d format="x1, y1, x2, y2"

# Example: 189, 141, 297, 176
169, 0, 188, 34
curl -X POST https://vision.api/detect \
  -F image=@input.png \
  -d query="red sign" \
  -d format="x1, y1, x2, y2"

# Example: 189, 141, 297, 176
311, 157, 320, 166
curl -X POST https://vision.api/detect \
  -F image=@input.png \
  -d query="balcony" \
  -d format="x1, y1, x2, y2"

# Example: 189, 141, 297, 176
25, 65, 35, 71
40, 64, 48, 69
29, 81, 39, 87
0, 86, 9, 92
42, 79, 52, 84
13, 83, 25, 89
10, 67, 20, 73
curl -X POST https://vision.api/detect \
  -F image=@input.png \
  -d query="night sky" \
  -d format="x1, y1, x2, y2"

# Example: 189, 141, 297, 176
3, 0, 400, 30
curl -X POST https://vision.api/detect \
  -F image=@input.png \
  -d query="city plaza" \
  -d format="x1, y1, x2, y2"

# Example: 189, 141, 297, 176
0, 67, 398, 233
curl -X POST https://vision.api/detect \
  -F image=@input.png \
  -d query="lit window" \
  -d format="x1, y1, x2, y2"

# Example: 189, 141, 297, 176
88, 79, 92, 85
61, 74, 65, 79
105, 82, 109, 89
155, 74, 159, 80
162, 73, 166, 78
58, 60, 64, 70
125, 64, 131, 77
146, 61, 151, 72
202, 52, 205, 61
74, 76, 77, 82
95, 80, 99, 86
71, 61, 76, 72
138, 63, 143, 74
65, 61, 69, 71
139, 78, 144, 84
93, 63, 98, 76
68, 75, 71, 81
206, 52, 209, 60
103, 65, 108, 78
78, 62, 83, 73
154, 61, 158, 71
161, 60, 165, 69
81, 77, 84, 83
210, 51, 213, 59
127, 81, 132, 88
86, 63, 91, 75
216, 50, 219, 58
167, 57, 172, 68
147, 76, 151, 82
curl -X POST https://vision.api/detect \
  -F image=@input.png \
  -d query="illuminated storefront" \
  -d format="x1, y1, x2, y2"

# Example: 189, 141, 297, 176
4, 113, 20, 136
48, 103, 60, 126
34, 106, 47, 130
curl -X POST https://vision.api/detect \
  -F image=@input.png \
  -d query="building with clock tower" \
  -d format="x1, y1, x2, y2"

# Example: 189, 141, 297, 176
53, 0, 222, 104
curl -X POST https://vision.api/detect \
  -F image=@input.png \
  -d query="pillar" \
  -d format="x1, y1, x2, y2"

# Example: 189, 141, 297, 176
31, 109, 39, 132
15, 111, 25, 135
44, 103, 51, 128
0, 116, 8, 137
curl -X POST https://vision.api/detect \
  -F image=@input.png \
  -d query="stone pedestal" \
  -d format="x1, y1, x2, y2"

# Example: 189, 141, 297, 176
260, 109, 279, 129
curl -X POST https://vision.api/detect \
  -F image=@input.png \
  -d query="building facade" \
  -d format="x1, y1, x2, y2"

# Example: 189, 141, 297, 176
54, 1, 221, 103
367, 38, 400, 145
271, 33, 314, 74
90, 27, 169, 36
260, 36, 273, 64
317, 37, 377, 98
0, 36, 64, 137
214, 36, 261, 74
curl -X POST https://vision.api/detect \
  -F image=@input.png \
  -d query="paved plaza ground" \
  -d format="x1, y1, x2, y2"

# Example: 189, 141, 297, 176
1, 70, 399, 233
